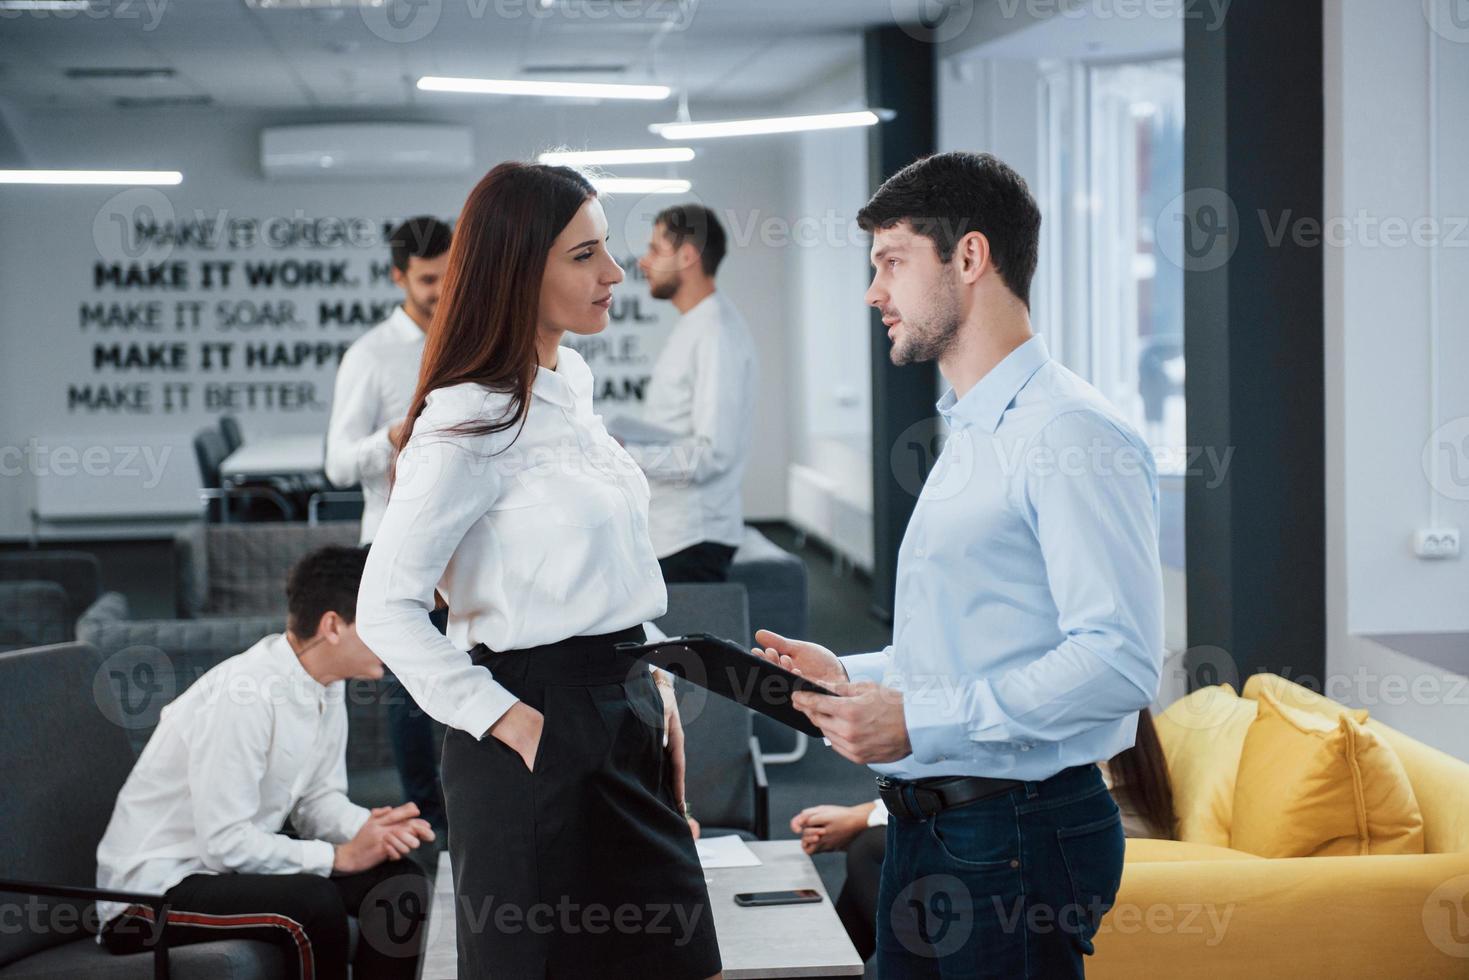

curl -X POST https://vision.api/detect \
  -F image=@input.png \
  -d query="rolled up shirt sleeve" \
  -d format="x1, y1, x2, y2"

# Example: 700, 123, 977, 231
903, 410, 1164, 766
356, 427, 519, 740
324, 346, 394, 488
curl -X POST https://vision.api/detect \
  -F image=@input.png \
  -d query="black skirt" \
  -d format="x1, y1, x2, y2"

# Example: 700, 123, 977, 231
440, 625, 722, 980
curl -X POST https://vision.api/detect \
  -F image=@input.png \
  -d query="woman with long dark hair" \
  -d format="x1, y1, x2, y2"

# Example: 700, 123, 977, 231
356, 162, 722, 979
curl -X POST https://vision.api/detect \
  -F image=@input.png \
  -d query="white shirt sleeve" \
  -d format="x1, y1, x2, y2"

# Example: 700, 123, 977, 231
356, 421, 520, 739
290, 708, 371, 845
325, 345, 395, 488
628, 325, 748, 486
188, 691, 337, 878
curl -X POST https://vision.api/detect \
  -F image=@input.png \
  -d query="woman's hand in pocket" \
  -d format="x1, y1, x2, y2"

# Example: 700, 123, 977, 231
486, 700, 545, 773
657, 677, 687, 815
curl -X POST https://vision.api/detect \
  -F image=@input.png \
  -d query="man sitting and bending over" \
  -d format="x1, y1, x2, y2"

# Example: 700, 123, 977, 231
95, 545, 433, 980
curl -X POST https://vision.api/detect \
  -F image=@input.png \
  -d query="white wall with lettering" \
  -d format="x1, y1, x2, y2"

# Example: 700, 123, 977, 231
0, 102, 795, 537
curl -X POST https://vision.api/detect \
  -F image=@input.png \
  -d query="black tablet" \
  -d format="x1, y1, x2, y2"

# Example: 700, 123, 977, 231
614, 633, 838, 737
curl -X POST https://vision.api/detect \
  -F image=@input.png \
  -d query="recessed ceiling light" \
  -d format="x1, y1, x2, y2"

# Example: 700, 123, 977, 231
591, 177, 691, 194
650, 109, 894, 140
0, 169, 183, 185
0, 1, 91, 9
418, 76, 670, 101
538, 147, 695, 166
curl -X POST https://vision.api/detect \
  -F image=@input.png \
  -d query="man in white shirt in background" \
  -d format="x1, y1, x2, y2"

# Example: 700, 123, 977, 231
96, 546, 434, 980
630, 203, 758, 583
325, 216, 451, 837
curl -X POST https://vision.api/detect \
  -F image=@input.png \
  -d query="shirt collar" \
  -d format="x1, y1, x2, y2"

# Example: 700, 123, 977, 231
530, 347, 588, 411
386, 305, 427, 344
937, 334, 1051, 433
268, 632, 331, 698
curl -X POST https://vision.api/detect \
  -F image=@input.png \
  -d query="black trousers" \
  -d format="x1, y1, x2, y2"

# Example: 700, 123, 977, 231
441, 626, 722, 979
657, 541, 737, 584
102, 859, 428, 980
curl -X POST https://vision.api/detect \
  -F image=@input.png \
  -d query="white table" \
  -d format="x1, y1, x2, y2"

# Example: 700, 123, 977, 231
219, 434, 324, 484
418, 841, 865, 980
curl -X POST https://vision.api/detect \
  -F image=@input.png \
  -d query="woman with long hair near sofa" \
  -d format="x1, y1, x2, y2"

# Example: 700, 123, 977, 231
356, 162, 722, 979
796, 708, 1177, 962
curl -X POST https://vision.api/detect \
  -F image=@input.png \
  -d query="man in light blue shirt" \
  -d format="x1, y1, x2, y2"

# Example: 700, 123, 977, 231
758, 151, 1163, 977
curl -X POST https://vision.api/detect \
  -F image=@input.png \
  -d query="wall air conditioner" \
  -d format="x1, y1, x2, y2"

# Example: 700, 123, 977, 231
260, 124, 473, 180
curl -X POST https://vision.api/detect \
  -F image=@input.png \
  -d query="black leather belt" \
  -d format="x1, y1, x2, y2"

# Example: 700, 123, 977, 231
876, 773, 1025, 821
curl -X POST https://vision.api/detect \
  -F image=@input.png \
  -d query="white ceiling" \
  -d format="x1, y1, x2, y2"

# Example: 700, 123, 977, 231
0, 0, 905, 111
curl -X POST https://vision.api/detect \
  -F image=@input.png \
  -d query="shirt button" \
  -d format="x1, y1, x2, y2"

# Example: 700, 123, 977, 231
915, 548, 926, 559
1019, 744, 1031, 752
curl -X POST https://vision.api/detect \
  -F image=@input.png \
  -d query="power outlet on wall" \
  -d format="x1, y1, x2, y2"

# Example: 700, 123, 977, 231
1412, 528, 1461, 560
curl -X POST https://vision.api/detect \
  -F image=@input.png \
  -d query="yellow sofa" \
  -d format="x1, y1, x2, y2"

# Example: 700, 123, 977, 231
1089, 673, 1469, 978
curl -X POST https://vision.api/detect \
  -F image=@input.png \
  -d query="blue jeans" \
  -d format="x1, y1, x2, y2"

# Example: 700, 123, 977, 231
875, 764, 1124, 979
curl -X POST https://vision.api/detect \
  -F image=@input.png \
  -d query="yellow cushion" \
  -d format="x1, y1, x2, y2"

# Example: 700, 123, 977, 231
1153, 684, 1257, 846
1123, 837, 1262, 863
1241, 672, 1368, 725
1231, 688, 1426, 858
1244, 672, 1469, 853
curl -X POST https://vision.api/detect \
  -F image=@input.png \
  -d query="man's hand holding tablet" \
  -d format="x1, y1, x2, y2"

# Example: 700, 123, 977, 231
753, 629, 914, 766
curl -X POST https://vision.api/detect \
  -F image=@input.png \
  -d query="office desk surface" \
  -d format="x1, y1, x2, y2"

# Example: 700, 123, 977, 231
219, 434, 324, 482
419, 841, 865, 979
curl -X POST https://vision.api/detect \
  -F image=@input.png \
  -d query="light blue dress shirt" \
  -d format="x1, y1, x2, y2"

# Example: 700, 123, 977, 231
842, 335, 1164, 781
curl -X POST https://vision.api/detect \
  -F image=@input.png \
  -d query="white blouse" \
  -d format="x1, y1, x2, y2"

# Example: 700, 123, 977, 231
356, 346, 667, 740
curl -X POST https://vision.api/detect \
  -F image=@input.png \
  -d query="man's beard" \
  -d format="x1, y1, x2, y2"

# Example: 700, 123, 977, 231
890, 280, 961, 366
649, 271, 680, 300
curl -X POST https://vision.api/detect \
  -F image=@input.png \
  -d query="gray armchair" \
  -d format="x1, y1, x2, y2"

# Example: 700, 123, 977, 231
729, 526, 808, 642
0, 641, 289, 978
0, 581, 69, 654
0, 550, 101, 637
658, 582, 769, 841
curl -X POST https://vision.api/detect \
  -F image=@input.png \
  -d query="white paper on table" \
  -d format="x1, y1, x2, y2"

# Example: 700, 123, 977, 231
695, 834, 763, 869
607, 415, 680, 446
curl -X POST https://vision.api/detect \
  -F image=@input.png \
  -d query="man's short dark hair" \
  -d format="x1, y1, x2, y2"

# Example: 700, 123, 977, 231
857, 152, 1041, 308
654, 203, 727, 277
286, 545, 369, 638
389, 216, 452, 272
